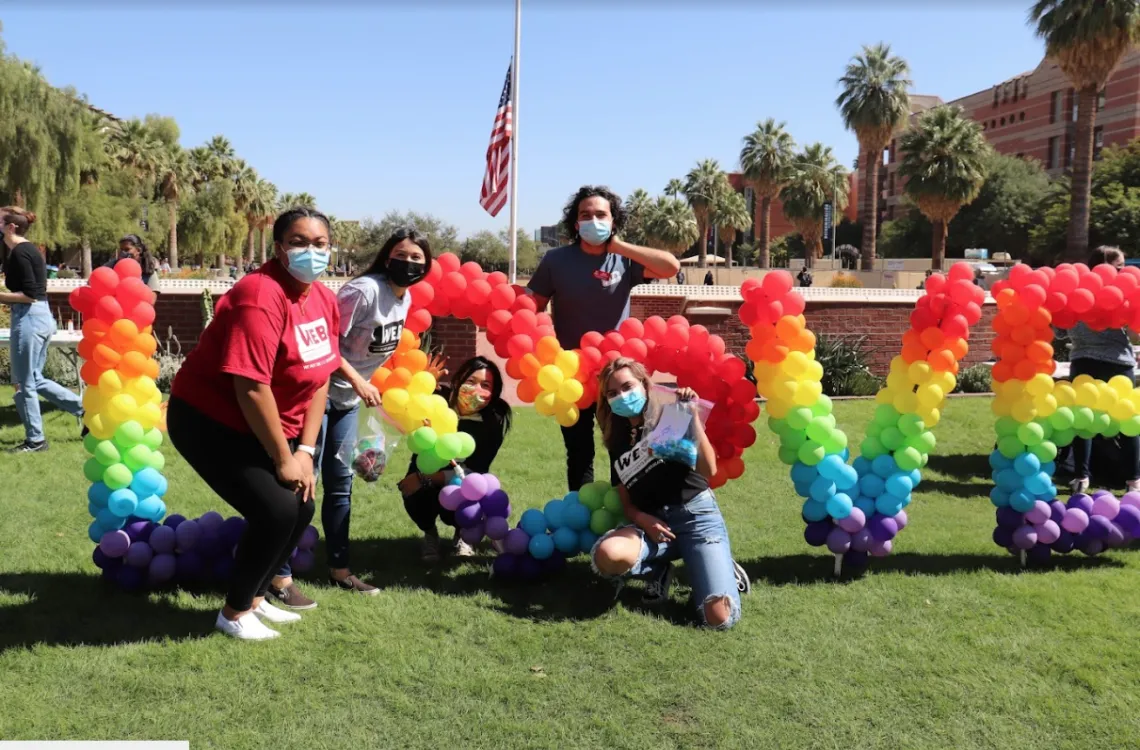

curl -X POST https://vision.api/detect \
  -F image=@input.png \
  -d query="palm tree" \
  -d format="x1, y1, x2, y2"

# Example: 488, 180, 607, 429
623, 188, 653, 246
898, 106, 991, 270
779, 144, 850, 266
188, 146, 222, 186
1030, 0, 1140, 260
836, 42, 912, 270
154, 145, 197, 270
206, 135, 236, 179
279, 192, 317, 210
740, 118, 796, 269
664, 178, 685, 199
254, 179, 278, 264
644, 197, 700, 255
232, 161, 260, 264
712, 190, 752, 270
109, 119, 162, 181
682, 159, 730, 268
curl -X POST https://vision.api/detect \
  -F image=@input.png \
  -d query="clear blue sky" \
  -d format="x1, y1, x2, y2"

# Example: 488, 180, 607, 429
2, 5, 1046, 237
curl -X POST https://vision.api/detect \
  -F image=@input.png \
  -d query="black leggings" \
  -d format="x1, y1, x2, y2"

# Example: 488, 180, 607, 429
167, 397, 315, 612
403, 484, 456, 535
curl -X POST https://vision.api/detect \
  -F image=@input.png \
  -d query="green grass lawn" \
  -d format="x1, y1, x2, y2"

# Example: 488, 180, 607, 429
2, 391, 1140, 749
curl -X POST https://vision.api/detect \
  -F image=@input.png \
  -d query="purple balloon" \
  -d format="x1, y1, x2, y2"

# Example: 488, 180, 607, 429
1105, 522, 1127, 548
480, 489, 510, 518
868, 514, 899, 542
1092, 495, 1121, 521
1092, 489, 1114, 500
518, 554, 541, 581
1012, 525, 1038, 550
175, 519, 201, 552
504, 528, 530, 555
826, 528, 852, 554
869, 539, 893, 557
455, 501, 484, 529
211, 555, 235, 583
1026, 500, 1051, 525
894, 509, 908, 530
1027, 543, 1052, 565
837, 507, 866, 533
493, 553, 520, 579
298, 525, 320, 551
460, 523, 485, 545
992, 526, 1014, 548
1115, 504, 1140, 535
125, 541, 154, 568
803, 520, 831, 547
996, 507, 1024, 530
290, 548, 315, 573
485, 516, 510, 541
198, 511, 224, 533
439, 485, 465, 512
541, 550, 567, 576
1050, 501, 1067, 524
163, 514, 186, 529
219, 516, 248, 548
147, 553, 176, 585
199, 530, 225, 559
1052, 529, 1077, 554
126, 520, 153, 543
92, 546, 111, 570
99, 529, 130, 558
851, 528, 874, 552
460, 473, 489, 502
148, 524, 176, 554
483, 473, 501, 494
175, 551, 203, 582
844, 550, 870, 569
116, 565, 146, 591
1088, 515, 1114, 540
1067, 494, 1094, 513
1061, 508, 1090, 534
1122, 491, 1140, 510
1079, 537, 1105, 556
1035, 519, 1061, 545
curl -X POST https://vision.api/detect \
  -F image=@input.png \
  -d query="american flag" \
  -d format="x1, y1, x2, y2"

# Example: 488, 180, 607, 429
479, 62, 513, 217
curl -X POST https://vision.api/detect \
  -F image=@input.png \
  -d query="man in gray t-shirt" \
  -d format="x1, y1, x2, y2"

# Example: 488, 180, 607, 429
527, 185, 682, 491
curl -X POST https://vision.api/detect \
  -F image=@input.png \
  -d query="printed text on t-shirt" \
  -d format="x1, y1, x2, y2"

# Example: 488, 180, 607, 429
295, 317, 333, 365
614, 439, 661, 487
368, 321, 404, 357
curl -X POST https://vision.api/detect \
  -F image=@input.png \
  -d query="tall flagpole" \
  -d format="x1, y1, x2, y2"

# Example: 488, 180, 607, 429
507, 0, 521, 284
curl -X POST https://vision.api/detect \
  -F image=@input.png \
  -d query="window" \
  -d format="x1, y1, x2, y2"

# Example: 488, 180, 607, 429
993, 87, 1000, 107
890, 139, 896, 162
888, 173, 896, 194
1071, 89, 1078, 121
1065, 134, 1074, 168
1000, 117, 1006, 126
1095, 126, 1105, 160
1048, 136, 1060, 169
982, 122, 988, 131
1050, 91, 1061, 123
1021, 79, 1029, 99
1099, 88, 1107, 111
991, 119, 997, 129
1019, 112, 1025, 122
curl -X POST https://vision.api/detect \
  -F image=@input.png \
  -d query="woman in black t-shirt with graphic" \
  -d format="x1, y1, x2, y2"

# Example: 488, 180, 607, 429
591, 357, 748, 629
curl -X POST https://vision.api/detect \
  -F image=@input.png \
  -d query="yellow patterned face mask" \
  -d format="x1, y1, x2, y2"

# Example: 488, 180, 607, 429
457, 383, 489, 415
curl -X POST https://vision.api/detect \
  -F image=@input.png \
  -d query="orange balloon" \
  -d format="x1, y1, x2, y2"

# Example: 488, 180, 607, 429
118, 351, 149, 378
759, 342, 789, 363
792, 330, 816, 352
1027, 307, 1052, 328
992, 316, 1012, 336
399, 328, 418, 350
134, 333, 158, 358
395, 349, 428, 373
1010, 326, 1037, 346
92, 343, 121, 370
995, 288, 1017, 309
1025, 341, 1053, 363
774, 316, 803, 344
928, 349, 956, 372
945, 337, 969, 360
82, 318, 110, 340
745, 339, 766, 363
902, 329, 923, 350
1003, 303, 1030, 327
386, 367, 413, 391
992, 361, 1015, 383
143, 359, 160, 380
748, 324, 775, 344
519, 353, 541, 378
902, 342, 928, 363
535, 336, 561, 365
108, 319, 140, 352
919, 327, 945, 350
516, 377, 541, 403
371, 366, 392, 390
1013, 359, 1037, 381
576, 379, 597, 409
78, 337, 97, 362
1036, 360, 1056, 375
505, 358, 524, 381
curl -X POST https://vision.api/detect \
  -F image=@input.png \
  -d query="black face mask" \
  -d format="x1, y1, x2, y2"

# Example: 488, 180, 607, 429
387, 258, 427, 287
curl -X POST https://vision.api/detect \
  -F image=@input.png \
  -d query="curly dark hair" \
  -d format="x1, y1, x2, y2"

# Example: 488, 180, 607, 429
559, 185, 626, 245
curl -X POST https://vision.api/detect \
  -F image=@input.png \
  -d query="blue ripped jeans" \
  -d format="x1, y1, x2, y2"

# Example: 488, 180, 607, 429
10, 301, 82, 443
593, 490, 741, 629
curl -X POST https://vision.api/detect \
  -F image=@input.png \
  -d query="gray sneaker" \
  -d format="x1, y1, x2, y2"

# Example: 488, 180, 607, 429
452, 530, 476, 558
733, 560, 752, 595
642, 563, 674, 605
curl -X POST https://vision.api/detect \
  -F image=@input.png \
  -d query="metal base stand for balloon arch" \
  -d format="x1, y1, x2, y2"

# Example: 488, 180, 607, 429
1019, 549, 1027, 568
833, 553, 843, 578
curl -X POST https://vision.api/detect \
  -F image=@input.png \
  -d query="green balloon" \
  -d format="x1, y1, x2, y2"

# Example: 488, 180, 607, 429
778, 445, 799, 465
435, 433, 463, 461
141, 428, 164, 451
114, 420, 145, 449
782, 430, 807, 451
1038, 420, 1054, 439
1072, 407, 1094, 431
455, 432, 477, 460
418, 451, 449, 474
103, 463, 133, 490
822, 429, 848, 453
1122, 416, 1140, 437
93, 440, 121, 467
1030, 440, 1059, 462
786, 407, 813, 431
1051, 428, 1076, 449
1075, 428, 1098, 440
865, 422, 883, 438
907, 430, 937, 454
895, 446, 923, 472
874, 404, 901, 427
995, 416, 1020, 437
83, 433, 101, 456
83, 457, 106, 483
408, 427, 438, 454
810, 395, 833, 417
997, 435, 1025, 459
1104, 419, 1122, 438
767, 417, 789, 437
1093, 412, 1112, 434
1048, 407, 1074, 431
797, 440, 826, 466
589, 508, 616, 535
123, 444, 152, 472
145, 451, 165, 472
603, 488, 623, 514
897, 414, 926, 438
578, 484, 604, 511
806, 417, 832, 444
880, 427, 904, 451
1016, 422, 1045, 446
860, 435, 886, 459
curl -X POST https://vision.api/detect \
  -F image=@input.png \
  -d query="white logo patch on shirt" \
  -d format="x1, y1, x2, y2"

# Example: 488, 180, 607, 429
295, 317, 333, 364
614, 439, 661, 487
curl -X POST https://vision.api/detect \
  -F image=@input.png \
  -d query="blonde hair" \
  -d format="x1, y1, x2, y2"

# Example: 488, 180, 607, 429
596, 357, 661, 452
1090, 245, 1125, 267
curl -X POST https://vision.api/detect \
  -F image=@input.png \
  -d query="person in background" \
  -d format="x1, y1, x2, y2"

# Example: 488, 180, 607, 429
590, 357, 748, 629
267, 226, 436, 609
108, 235, 161, 293
918, 269, 933, 289
0, 207, 84, 453
1068, 246, 1140, 495
676, 269, 686, 285
527, 185, 681, 492
398, 356, 513, 562
703, 270, 714, 286
166, 207, 340, 640
797, 267, 813, 288
160, 258, 171, 274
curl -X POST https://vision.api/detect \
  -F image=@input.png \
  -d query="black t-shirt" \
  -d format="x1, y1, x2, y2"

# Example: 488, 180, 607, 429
611, 423, 709, 513
4, 242, 47, 301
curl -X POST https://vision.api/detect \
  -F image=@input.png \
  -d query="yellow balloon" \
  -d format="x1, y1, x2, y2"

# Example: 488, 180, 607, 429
770, 378, 797, 403
1033, 394, 1058, 418
83, 388, 107, 415
1053, 382, 1076, 407
557, 378, 584, 404
886, 372, 908, 391
1075, 382, 1100, 408
889, 356, 908, 376
1010, 400, 1036, 423
407, 393, 433, 424
916, 383, 943, 409
1109, 375, 1135, 396
382, 387, 411, 416
1072, 374, 1094, 389
98, 369, 123, 395
537, 364, 565, 393
1025, 373, 1054, 397
1096, 385, 1118, 412
555, 350, 580, 378
137, 402, 162, 431
84, 412, 115, 440
918, 407, 941, 427
765, 399, 790, 419
875, 389, 894, 406
893, 391, 919, 415
907, 361, 932, 385
991, 397, 1012, 418
435, 409, 458, 434
107, 393, 139, 424
1110, 398, 1137, 421
535, 391, 558, 416
408, 371, 437, 397
937, 372, 957, 394
555, 405, 580, 428
794, 380, 821, 406
783, 351, 809, 378
806, 361, 824, 382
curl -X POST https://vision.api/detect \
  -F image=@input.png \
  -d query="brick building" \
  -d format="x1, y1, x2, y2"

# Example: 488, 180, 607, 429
866, 48, 1140, 223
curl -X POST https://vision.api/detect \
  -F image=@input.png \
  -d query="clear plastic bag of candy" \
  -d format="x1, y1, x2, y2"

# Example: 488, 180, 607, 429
645, 387, 712, 468
337, 407, 402, 482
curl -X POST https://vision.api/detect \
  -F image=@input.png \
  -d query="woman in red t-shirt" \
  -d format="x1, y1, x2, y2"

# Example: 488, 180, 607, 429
167, 208, 341, 641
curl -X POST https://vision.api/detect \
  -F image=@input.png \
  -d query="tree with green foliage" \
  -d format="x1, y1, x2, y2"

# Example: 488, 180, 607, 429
644, 196, 699, 256
682, 159, 731, 268
740, 118, 796, 268
779, 144, 850, 265
359, 211, 460, 269
712, 189, 752, 268
622, 189, 653, 246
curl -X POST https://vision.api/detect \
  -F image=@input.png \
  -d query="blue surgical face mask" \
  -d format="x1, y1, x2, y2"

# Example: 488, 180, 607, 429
609, 387, 646, 418
285, 245, 330, 284
579, 219, 612, 246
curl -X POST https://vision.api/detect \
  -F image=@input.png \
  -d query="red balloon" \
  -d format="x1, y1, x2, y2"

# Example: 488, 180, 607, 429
89, 267, 120, 298
68, 286, 94, 315
718, 355, 746, 382
924, 274, 947, 295
494, 336, 511, 359
1019, 284, 1046, 309
1052, 309, 1077, 330
116, 277, 153, 311
467, 279, 492, 306
643, 316, 667, 343
450, 295, 472, 320
535, 325, 556, 340
730, 378, 755, 405
113, 257, 143, 279
460, 261, 484, 281
487, 271, 509, 287
511, 295, 537, 314
425, 260, 444, 285
941, 314, 969, 340
127, 301, 156, 329
1045, 291, 1068, 313
441, 272, 467, 298
1050, 269, 1079, 295
732, 424, 757, 449
949, 262, 976, 284
708, 335, 726, 358
1097, 285, 1125, 311
1079, 272, 1105, 293
436, 252, 461, 274
688, 326, 710, 357
664, 325, 689, 349
405, 307, 433, 333
510, 309, 538, 336
535, 312, 554, 329
580, 331, 605, 349
666, 315, 689, 329
600, 331, 625, 353
426, 292, 451, 318
1113, 273, 1139, 296
740, 277, 763, 304
1070, 288, 1095, 313
507, 334, 534, 359
620, 338, 648, 361
410, 282, 435, 310
578, 346, 603, 375
618, 318, 644, 340
949, 280, 975, 306
487, 309, 512, 336
761, 271, 793, 298
782, 293, 806, 317
489, 284, 515, 310
963, 301, 983, 326
1093, 263, 1118, 283
470, 306, 490, 329
94, 295, 123, 324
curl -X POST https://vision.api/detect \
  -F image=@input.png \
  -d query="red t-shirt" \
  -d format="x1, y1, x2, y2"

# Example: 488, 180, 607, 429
172, 260, 341, 439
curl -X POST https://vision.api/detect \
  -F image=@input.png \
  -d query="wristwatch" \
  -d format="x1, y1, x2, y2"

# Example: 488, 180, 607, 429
297, 444, 316, 457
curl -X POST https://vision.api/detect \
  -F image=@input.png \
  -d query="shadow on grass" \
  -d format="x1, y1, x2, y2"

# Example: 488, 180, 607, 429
741, 551, 1125, 587
925, 453, 990, 481
0, 572, 211, 653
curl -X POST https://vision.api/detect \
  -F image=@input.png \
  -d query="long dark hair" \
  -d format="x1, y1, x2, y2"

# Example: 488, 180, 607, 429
120, 234, 157, 275
447, 356, 512, 436
361, 227, 434, 278
559, 185, 626, 245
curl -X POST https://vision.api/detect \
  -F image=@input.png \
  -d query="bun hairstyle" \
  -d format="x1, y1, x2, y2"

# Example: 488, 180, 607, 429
1, 206, 37, 235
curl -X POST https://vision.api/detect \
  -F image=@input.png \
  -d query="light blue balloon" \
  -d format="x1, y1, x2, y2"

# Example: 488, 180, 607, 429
95, 508, 125, 531
563, 490, 580, 504
826, 492, 854, 519
87, 482, 112, 509
817, 454, 846, 481
88, 521, 105, 544
552, 526, 579, 553
108, 488, 139, 518
854, 496, 876, 518
840, 447, 851, 462
1025, 472, 1052, 495
578, 530, 600, 554
543, 500, 567, 530
908, 469, 922, 488
996, 469, 1022, 491
1042, 461, 1056, 477
1010, 489, 1035, 513
802, 499, 829, 522
872, 455, 897, 479
136, 495, 165, 523
1013, 453, 1041, 478
990, 487, 1011, 507
875, 494, 905, 517
1041, 484, 1058, 500
835, 465, 860, 492
564, 501, 591, 531
520, 509, 548, 537
809, 477, 837, 503
989, 450, 1013, 471
790, 461, 818, 485
528, 533, 555, 560
129, 468, 164, 499
852, 456, 872, 477
885, 473, 914, 499
793, 480, 813, 498
859, 474, 886, 498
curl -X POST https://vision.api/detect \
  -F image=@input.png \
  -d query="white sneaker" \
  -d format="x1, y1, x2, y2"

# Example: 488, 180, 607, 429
214, 610, 280, 640
254, 599, 301, 624
1069, 477, 1090, 495
1128, 479, 1140, 494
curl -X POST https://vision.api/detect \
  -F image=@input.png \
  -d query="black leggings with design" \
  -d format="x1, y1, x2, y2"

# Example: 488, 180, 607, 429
167, 397, 315, 612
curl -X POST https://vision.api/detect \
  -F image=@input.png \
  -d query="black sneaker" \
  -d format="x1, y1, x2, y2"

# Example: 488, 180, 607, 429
9, 440, 48, 454
733, 560, 752, 595
266, 583, 317, 610
641, 563, 674, 605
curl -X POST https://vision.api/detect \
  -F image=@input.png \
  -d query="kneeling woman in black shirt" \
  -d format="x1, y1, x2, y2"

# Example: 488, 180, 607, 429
397, 356, 513, 561
591, 357, 748, 629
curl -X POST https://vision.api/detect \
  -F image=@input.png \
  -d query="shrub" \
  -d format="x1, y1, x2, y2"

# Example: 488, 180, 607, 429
56, 268, 78, 279
956, 364, 993, 394
155, 327, 184, 394
830, 272, 863, 288
815, 334, 877, 397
